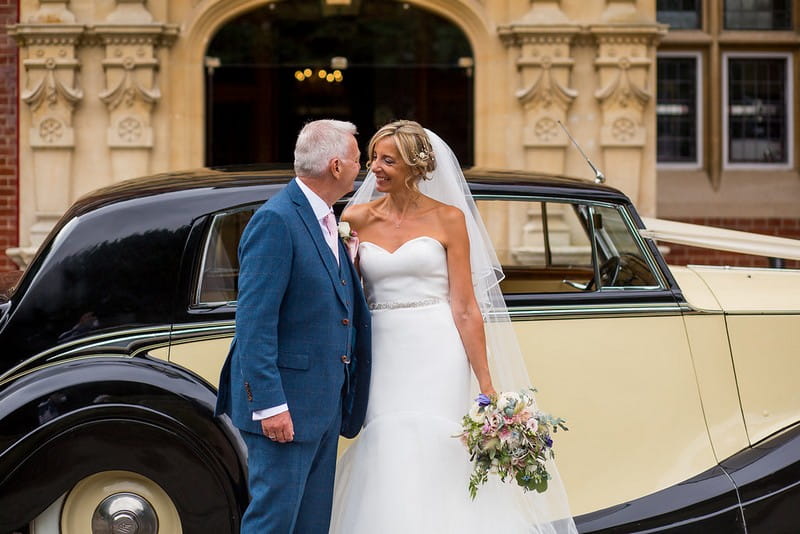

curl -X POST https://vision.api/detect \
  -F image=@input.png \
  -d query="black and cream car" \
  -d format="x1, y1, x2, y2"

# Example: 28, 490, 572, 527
1, 168, 799, 533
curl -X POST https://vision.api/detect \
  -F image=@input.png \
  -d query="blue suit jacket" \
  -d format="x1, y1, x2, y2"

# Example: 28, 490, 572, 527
216, 180, 371, 440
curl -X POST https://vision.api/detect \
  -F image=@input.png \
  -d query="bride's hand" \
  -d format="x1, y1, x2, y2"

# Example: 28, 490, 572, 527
481, 385, 497, 398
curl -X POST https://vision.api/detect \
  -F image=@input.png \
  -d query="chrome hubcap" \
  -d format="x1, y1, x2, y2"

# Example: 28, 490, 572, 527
91, 492, 158, 534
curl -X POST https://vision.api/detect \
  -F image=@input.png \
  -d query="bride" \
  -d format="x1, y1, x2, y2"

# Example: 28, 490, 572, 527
329, 120, 577, 533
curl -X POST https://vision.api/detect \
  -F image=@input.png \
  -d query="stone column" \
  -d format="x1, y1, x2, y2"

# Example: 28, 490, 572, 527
499, 1, 580, 175
9, 1, 83, 248
94, 0, 178, 182
590, 1, 666, 210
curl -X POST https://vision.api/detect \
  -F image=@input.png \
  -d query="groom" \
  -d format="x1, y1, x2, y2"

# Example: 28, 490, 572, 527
216, 120, 371, 533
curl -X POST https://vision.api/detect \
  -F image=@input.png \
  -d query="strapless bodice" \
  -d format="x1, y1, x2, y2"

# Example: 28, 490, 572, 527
358, 236, 449, 309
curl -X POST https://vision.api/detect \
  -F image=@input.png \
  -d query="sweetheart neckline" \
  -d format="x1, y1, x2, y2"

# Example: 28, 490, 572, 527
360, 236, 445, 255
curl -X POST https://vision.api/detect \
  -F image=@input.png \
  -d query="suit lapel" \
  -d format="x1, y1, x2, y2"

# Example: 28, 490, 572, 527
287, 180, 348, 307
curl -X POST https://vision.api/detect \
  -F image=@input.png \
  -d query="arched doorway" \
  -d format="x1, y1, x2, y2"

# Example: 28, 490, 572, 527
205, 0, 474, 167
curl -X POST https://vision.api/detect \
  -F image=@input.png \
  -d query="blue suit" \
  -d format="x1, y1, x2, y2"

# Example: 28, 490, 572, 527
216, 179, 371, 533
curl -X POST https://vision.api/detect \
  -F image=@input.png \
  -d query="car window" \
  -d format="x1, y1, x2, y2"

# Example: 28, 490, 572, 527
195, 207, 255, 306
591, 205, 660, 289
475, 198, 660, 294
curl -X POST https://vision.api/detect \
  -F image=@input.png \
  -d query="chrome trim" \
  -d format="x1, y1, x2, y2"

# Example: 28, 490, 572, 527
507, 303, 687, 320
0, 325, 172, 383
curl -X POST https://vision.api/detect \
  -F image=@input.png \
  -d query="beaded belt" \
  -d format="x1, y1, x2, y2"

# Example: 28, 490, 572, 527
369, 297, 442, 311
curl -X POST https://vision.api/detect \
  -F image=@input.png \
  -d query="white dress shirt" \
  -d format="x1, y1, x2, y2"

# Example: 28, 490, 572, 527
252, 178, 338, 421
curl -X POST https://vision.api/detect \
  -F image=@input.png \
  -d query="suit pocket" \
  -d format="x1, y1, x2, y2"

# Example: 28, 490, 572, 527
277, 352, 309, 370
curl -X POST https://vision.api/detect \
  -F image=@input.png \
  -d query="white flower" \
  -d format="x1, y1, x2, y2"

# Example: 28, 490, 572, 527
468, 403, 484, 423
338, 221, 352, 240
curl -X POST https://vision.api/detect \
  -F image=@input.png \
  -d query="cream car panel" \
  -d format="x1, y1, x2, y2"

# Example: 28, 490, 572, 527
726, 315, 800, 444
513, 314, 717, 516
668, 266, 723, 311
167, 337, 233, 388
688, 266, 800, 312
681, 314, 749, 460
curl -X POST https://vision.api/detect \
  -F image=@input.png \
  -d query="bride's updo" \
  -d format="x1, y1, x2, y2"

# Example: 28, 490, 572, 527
367, 120, 436, 192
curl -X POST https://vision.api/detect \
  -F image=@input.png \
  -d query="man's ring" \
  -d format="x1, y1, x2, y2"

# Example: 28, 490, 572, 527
268, 434, 276, 440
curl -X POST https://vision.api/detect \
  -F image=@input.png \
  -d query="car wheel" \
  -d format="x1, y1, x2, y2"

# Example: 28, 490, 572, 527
31, 470, 182, 534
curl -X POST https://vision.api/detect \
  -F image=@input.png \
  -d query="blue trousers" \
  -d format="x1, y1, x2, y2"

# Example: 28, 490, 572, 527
240, 409, 342, 534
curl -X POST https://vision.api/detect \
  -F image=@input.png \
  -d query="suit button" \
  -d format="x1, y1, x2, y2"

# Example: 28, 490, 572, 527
342, 318, 350, 326
341, 355, 351, 364
341, 279, 347, 285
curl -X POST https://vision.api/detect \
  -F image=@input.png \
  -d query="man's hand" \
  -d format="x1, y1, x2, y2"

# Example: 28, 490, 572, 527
260, 411, 295, 443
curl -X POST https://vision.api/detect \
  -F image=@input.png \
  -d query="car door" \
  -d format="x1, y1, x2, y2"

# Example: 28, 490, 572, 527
475, 196, 720, 518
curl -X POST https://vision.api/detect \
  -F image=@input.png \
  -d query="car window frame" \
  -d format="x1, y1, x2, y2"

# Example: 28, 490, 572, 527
187, 193, 678, 316
473, 194, 669, 291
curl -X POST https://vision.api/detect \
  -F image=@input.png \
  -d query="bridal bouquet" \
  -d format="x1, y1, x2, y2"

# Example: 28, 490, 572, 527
457, 388, 568, 499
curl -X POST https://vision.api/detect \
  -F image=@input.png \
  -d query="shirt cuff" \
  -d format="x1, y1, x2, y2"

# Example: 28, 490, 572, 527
252, 403, 289, 421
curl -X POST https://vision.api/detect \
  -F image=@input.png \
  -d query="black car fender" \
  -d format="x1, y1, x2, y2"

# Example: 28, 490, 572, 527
0, 355, 248, 531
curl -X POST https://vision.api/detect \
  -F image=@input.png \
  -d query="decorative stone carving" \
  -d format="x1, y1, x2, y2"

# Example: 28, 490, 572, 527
499, 2, 579, 175
590, 22, 666, 207
9, 6, 84, 249
593, 53, 651, 147
94, 0, 179, 182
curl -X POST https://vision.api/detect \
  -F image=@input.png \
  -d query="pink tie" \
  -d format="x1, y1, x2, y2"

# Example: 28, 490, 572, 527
322, 212, 339, 263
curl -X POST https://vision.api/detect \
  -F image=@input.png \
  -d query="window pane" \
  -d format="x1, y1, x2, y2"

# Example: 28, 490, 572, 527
724, 0, 792, 30
476, 199, 593, 294
657, 0, 701, 29
196, 208, 256, 305
727, 57, 788, 164
592, 206, 660, 289
657, 56, 698, 164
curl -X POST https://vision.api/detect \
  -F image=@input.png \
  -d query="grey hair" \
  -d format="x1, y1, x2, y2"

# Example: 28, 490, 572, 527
294, 120, 358, 178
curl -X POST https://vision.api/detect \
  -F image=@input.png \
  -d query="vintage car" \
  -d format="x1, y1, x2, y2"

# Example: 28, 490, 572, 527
1, 167, 799, 534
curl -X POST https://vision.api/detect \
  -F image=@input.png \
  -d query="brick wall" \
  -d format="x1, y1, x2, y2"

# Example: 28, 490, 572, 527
662, 217, 800, 270
0, 0, 18, 273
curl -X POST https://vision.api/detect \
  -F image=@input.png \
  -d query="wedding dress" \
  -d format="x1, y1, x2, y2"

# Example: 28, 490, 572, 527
329, 236, 575, 533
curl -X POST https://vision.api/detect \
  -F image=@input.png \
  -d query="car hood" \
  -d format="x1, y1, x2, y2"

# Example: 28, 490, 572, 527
670, 265, 800, 313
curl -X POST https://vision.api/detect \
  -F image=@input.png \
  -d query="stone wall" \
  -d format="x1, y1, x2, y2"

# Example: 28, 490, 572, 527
0, 0, 18, 273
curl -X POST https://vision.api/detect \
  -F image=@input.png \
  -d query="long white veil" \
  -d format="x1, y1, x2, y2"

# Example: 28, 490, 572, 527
346, 129, 578, 532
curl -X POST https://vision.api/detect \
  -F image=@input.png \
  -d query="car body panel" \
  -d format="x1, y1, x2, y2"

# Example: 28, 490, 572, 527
726, 315, 800, 444
689, 266, 800, 312
513, 314, 718, 516
161, 333, 234, 389
680, 313, 750, 461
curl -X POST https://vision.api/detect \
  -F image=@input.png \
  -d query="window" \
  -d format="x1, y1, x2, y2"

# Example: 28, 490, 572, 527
657, 54, 702, 167
657, 0, 702, 29
195, 207, 256, 306
723, 53, 793, 168
724, 0, 792, 30
475, 199, 659, 294
591, 206, 661, 289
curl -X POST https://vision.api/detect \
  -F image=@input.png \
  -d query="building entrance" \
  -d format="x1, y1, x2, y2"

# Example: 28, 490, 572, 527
205, 0, 474, 167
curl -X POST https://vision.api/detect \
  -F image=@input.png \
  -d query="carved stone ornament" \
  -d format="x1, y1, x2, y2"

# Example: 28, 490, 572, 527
499, 20, 579, 154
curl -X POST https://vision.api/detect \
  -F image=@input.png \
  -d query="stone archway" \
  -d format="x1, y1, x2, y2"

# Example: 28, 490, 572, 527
171, 0, 504, 170
204, 0, 476, 166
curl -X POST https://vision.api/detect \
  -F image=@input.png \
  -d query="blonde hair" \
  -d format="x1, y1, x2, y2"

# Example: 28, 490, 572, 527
367, 120, 436, 192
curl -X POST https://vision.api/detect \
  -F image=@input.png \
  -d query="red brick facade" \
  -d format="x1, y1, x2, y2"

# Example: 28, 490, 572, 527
0, 0, 19, 273
662, 218, 800, 270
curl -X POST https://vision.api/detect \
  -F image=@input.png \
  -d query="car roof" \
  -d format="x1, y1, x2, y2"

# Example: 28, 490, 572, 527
68, 165, 630, 218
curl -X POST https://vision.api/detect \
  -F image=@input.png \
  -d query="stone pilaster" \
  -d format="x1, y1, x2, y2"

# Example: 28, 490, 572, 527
8, 0, 83, 248
499, 1, 580, 176
94, 0, 178, 182
590, 4, 666, 208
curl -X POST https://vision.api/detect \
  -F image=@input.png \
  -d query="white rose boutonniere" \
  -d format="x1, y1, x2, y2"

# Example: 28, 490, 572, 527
337, 221, 359, 261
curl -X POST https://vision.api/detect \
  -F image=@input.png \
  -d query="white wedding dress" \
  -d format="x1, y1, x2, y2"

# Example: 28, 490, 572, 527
329, 236, 574, 534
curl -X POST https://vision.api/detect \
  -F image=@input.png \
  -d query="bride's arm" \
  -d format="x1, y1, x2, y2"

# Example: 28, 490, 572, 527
441, 207, 496, 396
